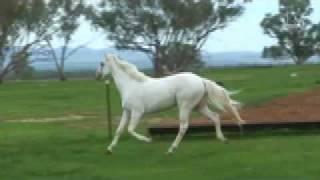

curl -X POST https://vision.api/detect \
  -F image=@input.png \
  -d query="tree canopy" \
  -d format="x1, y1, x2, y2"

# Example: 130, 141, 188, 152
87, 0, 248, 75
0, 0, 88, 83
0, 0, 56, 83
261, 0, 320, 65
45, 0, 86, 81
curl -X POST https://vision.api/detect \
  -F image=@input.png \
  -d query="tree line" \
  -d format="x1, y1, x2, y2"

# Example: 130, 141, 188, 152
0, 0, 319, 84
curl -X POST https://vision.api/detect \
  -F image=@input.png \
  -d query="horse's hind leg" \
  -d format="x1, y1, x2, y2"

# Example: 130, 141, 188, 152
128, 111, 152, 143
107, 110, 129, 153
226, 103, 245, 126
167, 108, 191, 154
198, 103, 227, 142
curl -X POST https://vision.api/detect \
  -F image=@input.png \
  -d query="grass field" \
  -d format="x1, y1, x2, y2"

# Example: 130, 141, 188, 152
1, 65, 320, 179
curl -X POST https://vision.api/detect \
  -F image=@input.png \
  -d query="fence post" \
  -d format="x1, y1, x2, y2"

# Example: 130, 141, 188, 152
105, 79, 112, 139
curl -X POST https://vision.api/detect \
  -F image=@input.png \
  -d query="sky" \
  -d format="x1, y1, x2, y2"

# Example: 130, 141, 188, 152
58, 0, 320, 53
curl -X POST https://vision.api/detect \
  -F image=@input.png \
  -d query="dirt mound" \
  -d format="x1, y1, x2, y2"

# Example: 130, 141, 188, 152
236, 88, 320, 122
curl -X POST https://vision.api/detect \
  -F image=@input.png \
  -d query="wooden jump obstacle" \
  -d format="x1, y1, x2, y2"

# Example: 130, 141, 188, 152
148, 119, 320, 136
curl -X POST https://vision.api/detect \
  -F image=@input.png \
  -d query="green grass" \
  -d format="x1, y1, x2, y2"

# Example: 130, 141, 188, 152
1, 64, 320, 179
1, 64, 320, 119
0, 80, 122, 119
198, 65, 320, 105
1, 121, 320, 180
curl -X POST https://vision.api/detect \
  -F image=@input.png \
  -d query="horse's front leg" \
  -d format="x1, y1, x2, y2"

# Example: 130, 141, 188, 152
107, 110, 129, 153
128, 111, 152, 143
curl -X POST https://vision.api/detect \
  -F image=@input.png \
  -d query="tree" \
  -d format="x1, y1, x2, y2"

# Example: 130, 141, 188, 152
0, 0, 57, 84
261, 0, 320, 65
159, 43, 202, 74
11, 53, 35, 80
45, 0, 86, 81
262, 45, 287, 59
87, 0, 248, 76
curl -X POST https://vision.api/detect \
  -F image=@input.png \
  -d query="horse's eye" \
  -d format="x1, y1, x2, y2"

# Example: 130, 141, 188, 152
100, 62, 105, 66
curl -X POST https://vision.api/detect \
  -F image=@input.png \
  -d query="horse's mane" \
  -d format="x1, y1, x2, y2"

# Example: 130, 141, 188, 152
113, 56, 150, 82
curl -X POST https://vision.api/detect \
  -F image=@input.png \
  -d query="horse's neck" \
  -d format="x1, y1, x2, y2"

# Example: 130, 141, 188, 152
110, 62, 137, 96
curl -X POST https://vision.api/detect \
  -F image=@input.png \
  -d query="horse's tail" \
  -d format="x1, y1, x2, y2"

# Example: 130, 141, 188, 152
203, 79, 245, 125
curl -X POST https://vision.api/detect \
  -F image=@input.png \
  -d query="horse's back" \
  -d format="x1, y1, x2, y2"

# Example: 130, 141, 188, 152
151, 72, 206, 108
128, 72, 205, 113
168, 72, 205, 101
165, 72, 204, 90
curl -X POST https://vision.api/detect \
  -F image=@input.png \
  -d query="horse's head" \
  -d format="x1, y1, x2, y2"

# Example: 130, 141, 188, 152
96, 54, 115, 80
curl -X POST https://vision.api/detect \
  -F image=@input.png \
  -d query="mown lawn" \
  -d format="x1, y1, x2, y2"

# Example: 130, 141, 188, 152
0, 64, 320, 179
1, 121, 320, 180
1, 64, 320, 119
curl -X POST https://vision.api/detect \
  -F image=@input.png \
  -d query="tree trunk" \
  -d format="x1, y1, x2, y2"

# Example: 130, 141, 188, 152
296, 58, 305, 65
0, 65, 10, 85
292, 56, 306, 65
0, 68, 8, 84
58, 70, 67, 81
153, 45, 165, 77
59, 73, 67, 81
153, 57, 164, 77
57, 66, 67, 81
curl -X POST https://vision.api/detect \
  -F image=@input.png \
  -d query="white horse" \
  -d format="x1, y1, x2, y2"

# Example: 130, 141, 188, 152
96, 54, 245, 154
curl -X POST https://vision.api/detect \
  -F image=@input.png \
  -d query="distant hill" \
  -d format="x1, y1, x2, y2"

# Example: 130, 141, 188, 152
32, 48, 320, 71
33, 48, 152, 71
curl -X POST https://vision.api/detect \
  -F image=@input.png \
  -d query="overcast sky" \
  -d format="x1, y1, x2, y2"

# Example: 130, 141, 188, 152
58, 0, 320, 53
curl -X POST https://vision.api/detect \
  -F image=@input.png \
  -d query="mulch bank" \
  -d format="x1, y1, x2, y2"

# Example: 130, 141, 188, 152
237, 88, 320, 123
151, 88, 320, 127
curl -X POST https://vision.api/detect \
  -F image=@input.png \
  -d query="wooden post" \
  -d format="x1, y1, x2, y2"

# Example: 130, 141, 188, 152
105, 79, 112, 139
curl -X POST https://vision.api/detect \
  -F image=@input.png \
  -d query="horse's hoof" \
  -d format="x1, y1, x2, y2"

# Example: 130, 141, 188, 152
106, 149, 113, 155
218, 136, 228, 143
166, 147, 176, 155
166, 151, 174, 155
145, 138, 152, 143
219, 138, 228, 144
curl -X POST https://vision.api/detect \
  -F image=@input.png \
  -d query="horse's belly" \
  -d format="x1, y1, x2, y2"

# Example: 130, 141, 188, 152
146, 99, 176, 113
142, 89, 176, 113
